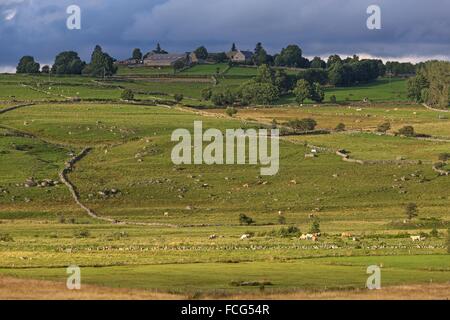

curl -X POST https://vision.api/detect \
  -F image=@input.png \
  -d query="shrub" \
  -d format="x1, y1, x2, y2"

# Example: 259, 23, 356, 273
239, 214, 255, 226
398, 126, 415, 137
121, 89, 134, 101
201, 88, 212, 101
225, 107, 238, 117
335, 123, 346, 132
174, 94, 184, 103
74, 230, 90, 238
434, 162, 446, 169
309, 218, 321, 234
286, 118, 317, 132
279, 226, 300, 237
438, 153, 450, 162
211, 88, 236, 106
430, 228, 439, 238
405, 203, 418, 220
330, 95, 337, 103
377, 122, 391, 133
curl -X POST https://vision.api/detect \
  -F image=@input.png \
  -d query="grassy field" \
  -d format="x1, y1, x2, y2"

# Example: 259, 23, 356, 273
116, 65, 174, 76
181, 63, 229, 75
0, 73, 449, 299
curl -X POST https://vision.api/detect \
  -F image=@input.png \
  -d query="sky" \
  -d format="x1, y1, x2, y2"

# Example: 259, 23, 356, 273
1, 0, 450, 72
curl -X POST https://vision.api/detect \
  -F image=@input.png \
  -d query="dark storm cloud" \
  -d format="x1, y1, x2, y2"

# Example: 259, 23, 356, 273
1, 0, 450, 69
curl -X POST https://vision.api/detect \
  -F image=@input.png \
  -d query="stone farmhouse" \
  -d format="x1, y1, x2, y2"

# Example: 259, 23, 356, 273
227, 50, 253, 63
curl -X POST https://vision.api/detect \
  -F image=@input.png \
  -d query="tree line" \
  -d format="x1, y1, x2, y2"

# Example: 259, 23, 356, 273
407, 61, 450, 109
16, 45, 117, 76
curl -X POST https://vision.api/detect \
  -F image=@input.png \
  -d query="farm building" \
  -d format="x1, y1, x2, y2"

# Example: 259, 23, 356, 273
115, 58, 140, 66
227, 50, 253, 63
143, 53, 190, 67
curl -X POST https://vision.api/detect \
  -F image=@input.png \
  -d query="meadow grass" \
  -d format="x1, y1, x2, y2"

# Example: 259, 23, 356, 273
0, 74, 449, 295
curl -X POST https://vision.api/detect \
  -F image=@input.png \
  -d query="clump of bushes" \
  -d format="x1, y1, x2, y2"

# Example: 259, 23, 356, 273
225, 107, 238, 117
438, 153, 450, 162
211, 88, 236, 106
74, 230, 90, 238
309, 218, 321, 234
377, 122, 391, 133
239, 214, 255, 225
108, 231, 129, 240
335, 123, 346, 132
398, 126, 415, 137
174, 93, 183, 103
286, 118, 317, 132
259, 226, 301, 238
329, 95, 337, 103
121, 89, 134, 101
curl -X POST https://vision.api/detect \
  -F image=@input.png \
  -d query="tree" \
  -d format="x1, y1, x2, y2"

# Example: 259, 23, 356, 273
41, 65, 50, 74
309, 218, 321, 234
407, 74, 429, 103
194, 46, 208, 60
310, 56, 326, 69
275, 69, 294, 93
297, 69, 328, 85
121, 89, 134, 101
239, 214, 255, 225
405, 203, 418, 220
310, 82, 324, 103
293, 79, 311, 104
398, 126, 415, 137
82, 45, 117, 77
253, 42, 268, 66
52, 51, 85, 75
420, 61, 450, 109
275, 45, 304, 68
254, 64, 275, 84
327, 62, 345, 86
153, 43, 168, 54
377, 122, 391, 133
327, 55, 342, 69
16, 56, 40, 74
240, 81, 279, 105
174, 94, 184, 103
132, 48, 142, 60
208, 52, 227, 63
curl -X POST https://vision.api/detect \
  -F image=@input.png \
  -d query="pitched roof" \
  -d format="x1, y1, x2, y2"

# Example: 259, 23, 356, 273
144, 53, 187, 62
240, 51, 254, 59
